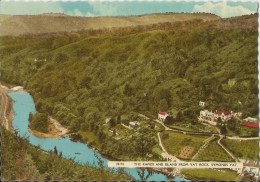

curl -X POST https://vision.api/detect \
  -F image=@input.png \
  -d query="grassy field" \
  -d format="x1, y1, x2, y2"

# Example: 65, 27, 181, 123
154, 123, 165, 132
115, 124, 135, 138
77, 130, 101, 149
181, 169, 238, 181
239, 126, 259, 137
226, 125, 258, 137
169, 122, 217, 133
152, 146, 163, 156
161, 131, 208, 159
222, 139, 258, 160
196, 138, 235, 162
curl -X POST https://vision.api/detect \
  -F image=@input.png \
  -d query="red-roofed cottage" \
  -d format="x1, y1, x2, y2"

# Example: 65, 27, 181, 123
158, 111, 169, 121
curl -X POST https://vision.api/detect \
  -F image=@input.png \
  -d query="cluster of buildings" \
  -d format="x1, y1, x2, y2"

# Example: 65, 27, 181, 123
198, 110, 237, 126
242, 160, 259, 181
198, 101, 259, 129
199, 109, 258, 129
157, 101, 258, 130
198, 101, 238, 125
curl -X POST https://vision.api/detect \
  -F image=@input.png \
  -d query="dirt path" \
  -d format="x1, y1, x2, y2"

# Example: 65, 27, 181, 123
0, 84, 12, 131
217, 136, 238, 161
191, 135, 215, 161
226, 136, 259, 140
139, 113, 258, 140
157, 132, 180, 162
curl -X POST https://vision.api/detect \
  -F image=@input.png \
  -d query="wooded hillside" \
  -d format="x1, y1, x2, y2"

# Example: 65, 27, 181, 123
0, 13, 258, 160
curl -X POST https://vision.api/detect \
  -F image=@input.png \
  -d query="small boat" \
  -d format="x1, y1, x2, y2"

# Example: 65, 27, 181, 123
75, 152, 81, 155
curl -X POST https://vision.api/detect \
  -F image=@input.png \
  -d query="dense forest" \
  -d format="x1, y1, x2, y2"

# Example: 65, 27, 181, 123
1, 128, 131, 181
0, 14, 258, 160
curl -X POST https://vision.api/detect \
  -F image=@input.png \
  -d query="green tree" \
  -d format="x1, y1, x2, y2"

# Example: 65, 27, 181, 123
217, 117, 223, 127
159, 99, 168, 111
29, 112, 48, 133
54, 146, 58, 155
109, 118, 116, 128
164, 116, 174, 125
123, 84, 133, 96
220, 126, 227, 135
137, 169, 154, 181
153, 88, 172, 106
176, 111, 184, 122
227, 117, 237, 131
112, 129, 116, 136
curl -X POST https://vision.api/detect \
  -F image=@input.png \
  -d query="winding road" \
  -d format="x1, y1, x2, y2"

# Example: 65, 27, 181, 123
191, 135, 215, 161
139, 113, 259, 165
217, 136, 238, 161
139, 114, 259, 140
157, 132, 179, 162
0, 84, 11, 131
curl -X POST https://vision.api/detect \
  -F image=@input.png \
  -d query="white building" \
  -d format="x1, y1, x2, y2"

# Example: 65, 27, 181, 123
129, 121, 140, 129
158, 112, 169, 121
199, 110, 216, 125
244, 117, 258, 123
215, 110, 233, 122
199, 110, 234, 126
105, 118, 111, 124
199, 101, 206, 107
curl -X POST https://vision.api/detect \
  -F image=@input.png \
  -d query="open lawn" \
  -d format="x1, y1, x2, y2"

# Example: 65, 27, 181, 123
196, 138, 235, 162
239, 126, 258, 137
169, 122, 217, 133
161, 131, 208, 159
226, 125, 258, 137
115, 124, 135, 138
152, 146, 163, 156
154, 123, 165, 132
222, 139, 258, 160
169, 125, 195, 132
77, 130, 101, 149
181, 169, 238, 181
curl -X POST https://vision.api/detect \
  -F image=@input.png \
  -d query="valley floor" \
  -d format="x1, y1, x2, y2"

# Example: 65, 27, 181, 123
1, 84, 259, 181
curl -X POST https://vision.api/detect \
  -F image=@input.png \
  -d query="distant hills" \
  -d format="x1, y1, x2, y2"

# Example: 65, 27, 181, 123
0, 13, 221, 36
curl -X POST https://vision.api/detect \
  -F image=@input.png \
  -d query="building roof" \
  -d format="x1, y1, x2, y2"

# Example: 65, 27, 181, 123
215, 110, 231, 116
129, 121, 136, 126
159, 111, 168, 115
245, 117, 258, 123
241, 121, 258, 128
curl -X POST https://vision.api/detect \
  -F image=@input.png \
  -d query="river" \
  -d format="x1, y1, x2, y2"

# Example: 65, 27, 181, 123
8, 91, 188, 181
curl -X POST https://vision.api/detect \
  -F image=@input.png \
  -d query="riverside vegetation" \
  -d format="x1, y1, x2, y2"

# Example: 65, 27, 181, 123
1, 128, 131, 181
0, 14, 258, 162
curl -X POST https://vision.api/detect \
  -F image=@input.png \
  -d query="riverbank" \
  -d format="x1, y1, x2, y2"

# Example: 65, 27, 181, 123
29, 116, 69, 138
70, 131, 184, 179
8, 88, 190, 181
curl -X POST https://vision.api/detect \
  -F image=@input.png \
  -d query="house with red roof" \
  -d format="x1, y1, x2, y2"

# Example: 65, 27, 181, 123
158, 111, 169, 122
199, 109, 234, 126
215, 110, 233, 122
